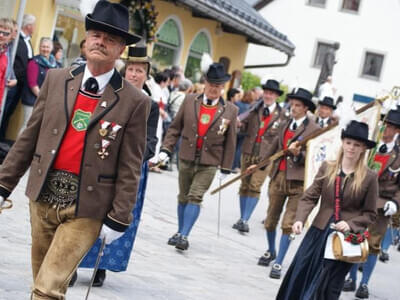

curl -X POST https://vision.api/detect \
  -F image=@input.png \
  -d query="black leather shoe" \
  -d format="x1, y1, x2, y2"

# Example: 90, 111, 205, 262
379, 251, 389, 262
397, 243, 400, 252
258, 251, 276, 267
175, 236, 189, 251
342, 278, 356, 292
167, 233, 181, 246
237, 221, 249, 233
355, 284, 369, 298
92, 269, 106, 287
232, 219, 243, 230
68, 271, 78, 287
269, 263, 282, 279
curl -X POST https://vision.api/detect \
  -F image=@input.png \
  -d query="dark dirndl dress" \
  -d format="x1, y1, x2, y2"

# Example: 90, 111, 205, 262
276, 219, 353, 300
79, 162, 149, 272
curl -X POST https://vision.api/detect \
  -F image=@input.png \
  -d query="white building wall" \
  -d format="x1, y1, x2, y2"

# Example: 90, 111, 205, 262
245, 0, 400, 103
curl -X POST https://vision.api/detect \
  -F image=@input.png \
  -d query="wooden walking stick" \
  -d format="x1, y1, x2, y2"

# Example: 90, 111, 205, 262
85, 238, 106, 300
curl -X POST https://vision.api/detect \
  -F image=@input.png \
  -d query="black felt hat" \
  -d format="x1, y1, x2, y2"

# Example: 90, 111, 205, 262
204, 63, 231, 84
385, 109, 400, 128
341, 120, 376, 149
287, 87, 316, 112
262, 79, 283, 96
126, 46, 151, 63
85, 1, 141, 45
318, 96, 336, 109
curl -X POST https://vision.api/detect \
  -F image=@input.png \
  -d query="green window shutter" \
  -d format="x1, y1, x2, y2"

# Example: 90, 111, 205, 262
157, 19, 180, 47
190, 32, 210, 55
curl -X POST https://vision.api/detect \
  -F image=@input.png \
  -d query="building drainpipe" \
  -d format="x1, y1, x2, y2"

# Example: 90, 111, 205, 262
244, 53, 292, 69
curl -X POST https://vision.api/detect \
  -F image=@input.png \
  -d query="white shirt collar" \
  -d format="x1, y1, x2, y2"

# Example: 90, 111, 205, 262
264, 102, 277, 113
378, 139, 396, 154
292, 115, 307, 128
81, 65, 115, 95
203, 94, 219, 106
20, 31, 30, 40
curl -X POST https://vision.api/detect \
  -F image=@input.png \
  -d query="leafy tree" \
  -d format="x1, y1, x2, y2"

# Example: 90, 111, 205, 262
241, 71, 260, 92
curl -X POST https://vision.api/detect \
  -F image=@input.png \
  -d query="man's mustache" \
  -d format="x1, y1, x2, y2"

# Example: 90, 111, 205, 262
89, 46, 107, 55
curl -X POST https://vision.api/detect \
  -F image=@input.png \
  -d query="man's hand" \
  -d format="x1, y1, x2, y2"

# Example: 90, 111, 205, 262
99, 224, 124, 245
332, 221, 350, 233
384, 201, 398, 216
292, 221, 303, 235
6, 79, 17, 88
0, 196, 5, 209
158, 151, 169, 164
246, 164, 257, 173
288, 141, 301, 157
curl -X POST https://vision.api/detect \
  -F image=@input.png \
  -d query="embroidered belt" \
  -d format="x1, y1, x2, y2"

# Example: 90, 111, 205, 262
38, 170, 79, 208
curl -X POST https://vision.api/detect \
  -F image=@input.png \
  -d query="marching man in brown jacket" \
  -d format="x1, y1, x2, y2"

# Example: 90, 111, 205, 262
233, 79, 287, 233
343, 109, 400, 299
0, 2, 150, 299
160, 63, 238, 251
257, 87, 320, 279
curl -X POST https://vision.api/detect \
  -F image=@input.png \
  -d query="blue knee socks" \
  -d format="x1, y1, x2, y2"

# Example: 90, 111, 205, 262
349, 263, 358, 281
177, 203, 186, 233
181, 203, 201, 237
275, 234, 291, 265
239, 196, 247, 219
360, 254, 378, 285
266, 230, 276, 255
242, 197, 259, 221
381, 227, 393, 252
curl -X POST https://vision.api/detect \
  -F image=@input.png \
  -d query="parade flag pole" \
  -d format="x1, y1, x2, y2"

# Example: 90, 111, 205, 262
85, 238, 106, 300
210, 92, 394, 196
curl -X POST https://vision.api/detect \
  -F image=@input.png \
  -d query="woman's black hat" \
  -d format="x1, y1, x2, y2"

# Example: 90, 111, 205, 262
204, 63, 231, 84
318, 96, 336, 110
287, 87, 316, 112
85, 1, 141, 45
341, 120, 376, 149
262, 79, 283, 96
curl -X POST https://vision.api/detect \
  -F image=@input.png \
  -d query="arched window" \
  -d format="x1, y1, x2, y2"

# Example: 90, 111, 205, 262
185, 32, 211, 82
152, 19, 181, 70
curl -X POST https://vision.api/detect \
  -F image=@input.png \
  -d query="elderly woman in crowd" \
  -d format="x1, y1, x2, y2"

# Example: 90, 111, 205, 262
20, 37, 57, 132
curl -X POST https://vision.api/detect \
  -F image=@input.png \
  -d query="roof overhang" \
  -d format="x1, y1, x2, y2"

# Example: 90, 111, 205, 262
177, 0, 295, 56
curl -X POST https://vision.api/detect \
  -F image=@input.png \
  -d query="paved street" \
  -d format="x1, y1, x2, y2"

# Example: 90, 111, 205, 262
0, 168, 399, 299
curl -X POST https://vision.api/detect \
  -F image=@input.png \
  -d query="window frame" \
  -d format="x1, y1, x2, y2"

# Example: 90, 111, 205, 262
311, 40, 337, 69
340, 0, 362, 14
359, 49, 385, 81
306, 0, 327, 8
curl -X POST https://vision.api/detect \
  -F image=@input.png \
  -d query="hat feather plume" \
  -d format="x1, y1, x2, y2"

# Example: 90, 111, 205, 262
336, 99, 356, 130
201, 53, 213, 74
80, 0, 100, 17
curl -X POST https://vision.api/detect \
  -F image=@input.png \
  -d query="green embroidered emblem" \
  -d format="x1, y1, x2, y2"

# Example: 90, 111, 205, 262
372, 161, 382, 173
260, 121, 265, 128
200, 114, 211, 124
72, 109, 92, 131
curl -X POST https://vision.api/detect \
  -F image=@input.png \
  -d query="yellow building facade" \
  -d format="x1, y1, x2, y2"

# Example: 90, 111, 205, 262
4, 0, 293, 139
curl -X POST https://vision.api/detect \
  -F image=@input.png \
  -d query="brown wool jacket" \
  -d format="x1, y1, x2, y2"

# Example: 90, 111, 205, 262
0, 65, 150, 231
296, 161, 378, 232
265, 116, 320, 181
162, 94, 238, 172
376, 145, 400, 209
240, 101, 288, 157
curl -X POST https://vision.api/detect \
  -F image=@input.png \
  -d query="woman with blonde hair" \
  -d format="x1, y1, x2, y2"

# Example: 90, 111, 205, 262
277, 120, 378, 300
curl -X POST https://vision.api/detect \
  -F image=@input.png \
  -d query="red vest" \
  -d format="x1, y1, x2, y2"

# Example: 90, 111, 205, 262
278, 128, 296, 171
373, 153, 391, 177
53, 91, 99, 174
0, 52, 7, 106
197, 104, 218, 149
256, 114, 272, 143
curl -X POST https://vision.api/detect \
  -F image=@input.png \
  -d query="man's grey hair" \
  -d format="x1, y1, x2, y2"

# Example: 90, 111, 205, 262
179, 79, 192, 91
22, 14, 36, 28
